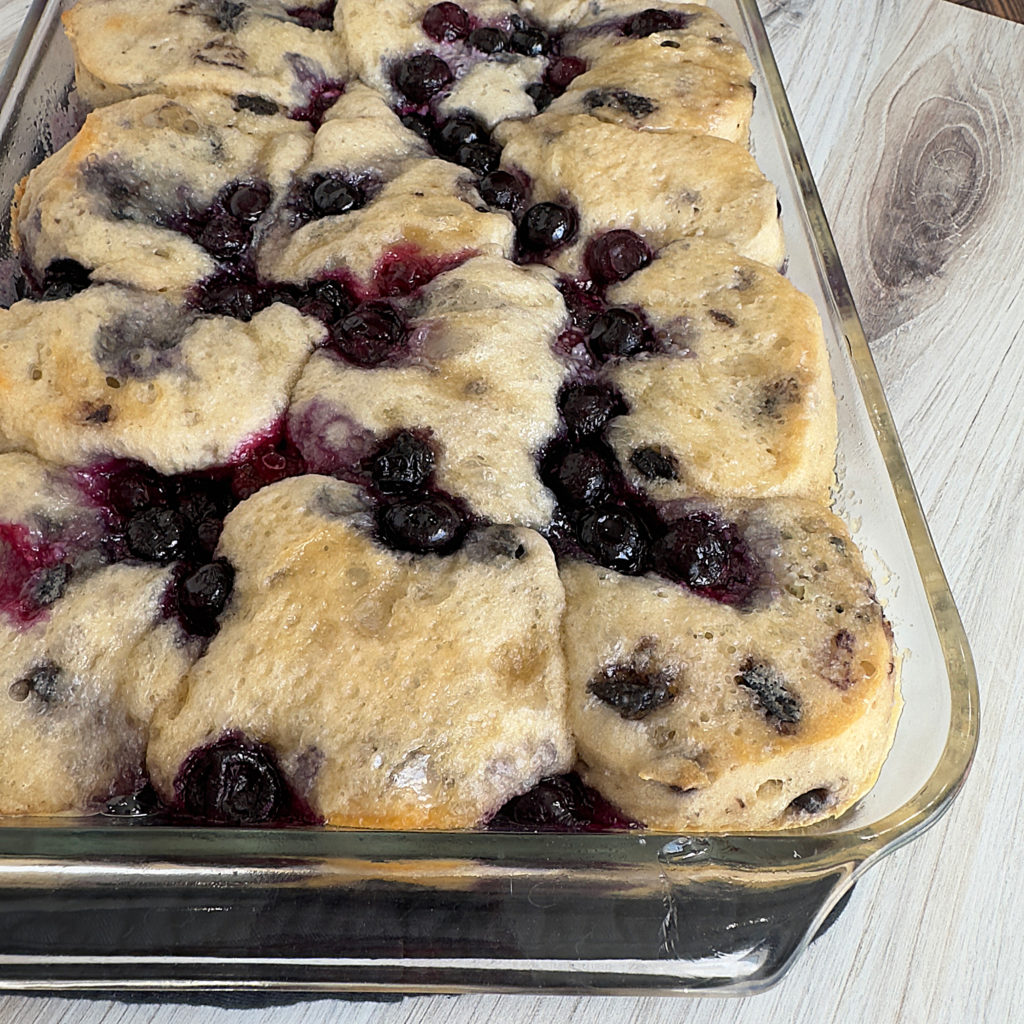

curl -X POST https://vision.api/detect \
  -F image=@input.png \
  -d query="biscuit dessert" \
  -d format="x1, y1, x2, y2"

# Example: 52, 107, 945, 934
0, 0, 900, 831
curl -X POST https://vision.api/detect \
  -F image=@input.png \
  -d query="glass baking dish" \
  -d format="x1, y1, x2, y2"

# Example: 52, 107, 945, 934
0, 0, 979, 996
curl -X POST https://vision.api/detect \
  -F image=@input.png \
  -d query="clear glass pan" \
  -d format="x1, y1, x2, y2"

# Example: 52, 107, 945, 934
0, 0, 979, 996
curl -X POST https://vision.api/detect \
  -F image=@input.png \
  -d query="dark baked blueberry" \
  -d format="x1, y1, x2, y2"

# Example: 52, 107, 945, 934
391, 53, 454, 104
107, 465, 166, 516
189, 271, 265, 321
477, 170, 525, 212
656, 511, 759, 604
25, 563, 72, 609
622, 9, 695, 37
517, 202, 578, 253
542, 445, 614, 506
435, 113, 487, 155
559, 382, 627, 439
290, 79, 345, 129
225, 181, 272, 223
545, 56, 587, 91
736, 659, 801, 728
490, 773, 637, 831
422, 2, 471, 42
197, 213, 250, 260
582, 88, 656, 119
467, 26, 507, 53
509, 25, 549, 56
178, 734, 287, 825
788, 788, 832, 815
310, 174, 365, 217
585, 308, 649, 361
377, 495, 467, 555
235, 94, 279, 116
286, 1, 335, 31
576, 505, 650, 574
400, 112, 434, 139
126, 507, 189, 563
708, 308, 737, 328
211, 0, 246, 32
104, 783, 161, 817
629, 445, 678, 481
585, 229, 651, 285
588, 663, 675, 720
526, 81, 555, 112
39, 259, 92, 300
176, 559, 235, 636
368, 430, 435, 494
329, 302, 406, 367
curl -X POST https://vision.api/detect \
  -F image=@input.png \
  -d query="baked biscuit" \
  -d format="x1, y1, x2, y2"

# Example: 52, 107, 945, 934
600, 238, 837, 501
62, 0, 348, 116
147, 474, 573, 828
0, 286, 323, 474
561, 498, 899, 830
495, 113, 784, 275
288, 254, 567, 526
11, 91, 313, 296
0, 452, 192, 814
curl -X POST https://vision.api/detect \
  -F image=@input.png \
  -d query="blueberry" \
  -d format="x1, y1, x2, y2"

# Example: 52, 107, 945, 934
235, 94, 279, 116
108, 466, 166, 515
39, 259, 92, 300
526, 81, 555, 112
588, 664, 675, 720
582, 88, 656, 119
25, 563, 72, 608
509, 25, 549, 57
656, 511, 759, 604
622, 9, 695, 38
421, 2, 471, 42
286, 1, 334, 31
585, 229, 651, 285
517, 202, 578, 253
455, 140, 501, 175
400, 112, 434, 139
310, 174, 364, 217
377, 496, 467, 555
585, 308, 649, 361
542, 445, 613, 506
736, 659, 801, 729
788, 788, 832, 815
126, 507, 188, 563
197, 213, 250, 260
435, 113, 486, 155
629, 445, 678, 481
329, 302, 406, 366
576, 505, 650, 574
559, 382, 627, 439
477, 170, 525, 212
303, 277, 353, 323
191, 273, 264, 321
368, 430, 435, 494
545, 56, 587, 91
178, 735, 287, 825
391, 53, 454, 104
225, 181, 272, 223
494, 775, 590, 829
467, 26, 507, 53
104, 784, 161, 817
177, 559, 235, 636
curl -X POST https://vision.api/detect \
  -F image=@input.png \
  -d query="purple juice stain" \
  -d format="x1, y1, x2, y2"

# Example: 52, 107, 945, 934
0, 523, 71, 626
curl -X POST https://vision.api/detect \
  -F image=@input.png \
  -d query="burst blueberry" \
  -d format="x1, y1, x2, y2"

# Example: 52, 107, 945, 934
559, 382, 627, 439
421, 2, 471, 42
542, 445, 614, 506
585, 308, 649, 361
176, 559, 235, 636
368, 431, 435, 494
377, 495, 467, 555
576, 504, 650, 574
392, 53, 454, 104
467, 26, 507, 53
329, 302, 406, 367
126, 507, 188, 563
585, 229, 651, 285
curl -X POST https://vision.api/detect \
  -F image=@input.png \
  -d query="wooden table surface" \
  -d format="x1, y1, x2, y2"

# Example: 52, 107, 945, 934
0, 1, 1022, 1022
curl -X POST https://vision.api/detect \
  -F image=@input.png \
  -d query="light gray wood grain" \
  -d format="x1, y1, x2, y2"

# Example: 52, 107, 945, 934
0, 0, 1022, 1021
